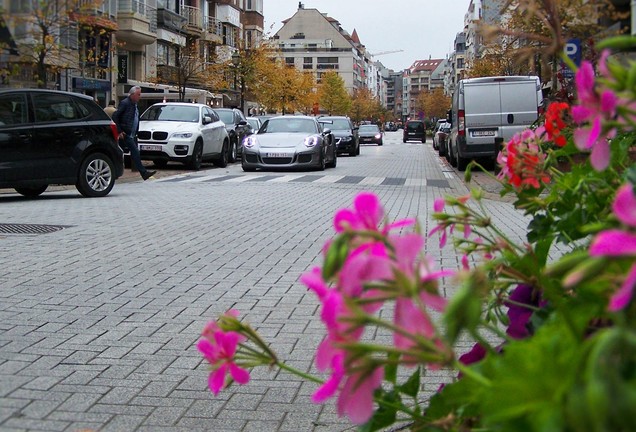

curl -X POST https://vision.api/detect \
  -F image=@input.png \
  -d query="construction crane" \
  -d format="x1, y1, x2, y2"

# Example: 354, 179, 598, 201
369, 49, 404, 57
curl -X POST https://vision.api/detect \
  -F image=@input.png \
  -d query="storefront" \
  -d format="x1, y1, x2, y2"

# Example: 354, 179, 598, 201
118, 79, 223, 111
72, 77, 112, 108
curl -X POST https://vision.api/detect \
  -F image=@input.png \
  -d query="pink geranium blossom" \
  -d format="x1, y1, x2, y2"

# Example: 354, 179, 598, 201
336, 366, 384, 424
590, 184, 636, 310
334, 191, 416, 234
197, 326, 250, 395
571, 54, 618, 171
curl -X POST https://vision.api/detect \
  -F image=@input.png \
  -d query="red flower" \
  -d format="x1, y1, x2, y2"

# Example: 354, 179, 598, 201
544, 102, 569, 147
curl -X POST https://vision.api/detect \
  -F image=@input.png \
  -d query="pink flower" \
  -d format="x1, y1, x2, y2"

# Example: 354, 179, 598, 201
590, 184, 636, 310
334, 192, 416, 234
197, 330, 250, 395
312, 352, 345, 402
571, 56, 618, 171
336, 366, 384, 424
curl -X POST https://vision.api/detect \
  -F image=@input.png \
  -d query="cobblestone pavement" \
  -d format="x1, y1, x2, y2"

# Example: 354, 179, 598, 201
0, 132, 530, 431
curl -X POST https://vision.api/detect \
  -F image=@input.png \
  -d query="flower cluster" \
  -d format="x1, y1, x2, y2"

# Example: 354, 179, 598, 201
197, 35, 636, 431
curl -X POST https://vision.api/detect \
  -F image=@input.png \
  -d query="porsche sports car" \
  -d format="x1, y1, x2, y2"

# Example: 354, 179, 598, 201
241, 115, 337, 171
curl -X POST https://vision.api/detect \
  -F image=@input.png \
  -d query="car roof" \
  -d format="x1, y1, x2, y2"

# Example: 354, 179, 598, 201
0, 88, 96, 101
150, 102, 206, 108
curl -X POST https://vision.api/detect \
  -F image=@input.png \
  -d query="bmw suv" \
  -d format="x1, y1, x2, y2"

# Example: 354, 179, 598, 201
318, 116, 359, 156
0, 89, 124, 197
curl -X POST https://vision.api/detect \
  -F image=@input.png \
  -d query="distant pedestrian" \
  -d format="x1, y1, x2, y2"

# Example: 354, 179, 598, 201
112, 86, 156, 181
104, 100, 116, 118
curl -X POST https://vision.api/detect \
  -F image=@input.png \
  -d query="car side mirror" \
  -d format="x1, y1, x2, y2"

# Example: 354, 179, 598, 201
323, 128, 332, 135
353, 126, 359, 131
237, 120, 247, 126
203, 115, 212, 124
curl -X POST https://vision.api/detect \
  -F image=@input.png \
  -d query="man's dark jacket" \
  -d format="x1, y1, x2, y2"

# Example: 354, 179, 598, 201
112, 96, 138, 136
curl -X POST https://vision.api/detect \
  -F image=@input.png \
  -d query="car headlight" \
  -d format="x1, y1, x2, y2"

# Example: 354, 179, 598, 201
172, 132, 193, 139
340, 136, 352, 142
304, 136, 319, 147
244, 135, 258, 148
375, 134, 382, 139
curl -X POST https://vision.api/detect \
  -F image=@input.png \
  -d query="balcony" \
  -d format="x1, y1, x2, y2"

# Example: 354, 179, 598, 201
116, 0, 157, 46
157, 8, 187, 32
203, 16, 223, 43
180, 5, 203, 36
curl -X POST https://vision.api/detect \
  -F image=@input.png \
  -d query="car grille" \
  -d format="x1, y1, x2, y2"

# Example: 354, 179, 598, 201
137, 131, 169, 141
262, 157, 293, 164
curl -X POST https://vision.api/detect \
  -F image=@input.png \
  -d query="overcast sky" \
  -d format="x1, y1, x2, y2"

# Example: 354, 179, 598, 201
263, 0, 470, 71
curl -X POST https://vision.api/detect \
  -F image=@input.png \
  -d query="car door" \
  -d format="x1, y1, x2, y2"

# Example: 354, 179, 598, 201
0, 92, 34, 183
31, 92, 88, 181
205, 107, 224, 153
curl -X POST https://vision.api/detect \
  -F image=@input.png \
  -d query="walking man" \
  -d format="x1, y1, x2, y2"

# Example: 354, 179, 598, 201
112, 86, 156, 181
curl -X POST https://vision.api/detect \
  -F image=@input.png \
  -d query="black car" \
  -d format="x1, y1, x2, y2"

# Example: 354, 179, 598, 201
0, 89, 124, 197
358, 124, 383, 146
403, 120, 426, 143
318, 116, 359, 156
212, 108, 252, 162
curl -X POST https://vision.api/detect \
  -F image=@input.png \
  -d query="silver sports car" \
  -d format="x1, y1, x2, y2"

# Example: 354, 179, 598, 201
241, 115, 337, 171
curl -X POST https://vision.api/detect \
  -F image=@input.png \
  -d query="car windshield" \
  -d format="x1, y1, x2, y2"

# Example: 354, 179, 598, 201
322, 118, 350, 130
359, 125, 380, 133
141, 105, 199, 122
215, 110, 234, 124
247, 119, 260, 130
260, 118, 318, 134
407, 122, 424, 132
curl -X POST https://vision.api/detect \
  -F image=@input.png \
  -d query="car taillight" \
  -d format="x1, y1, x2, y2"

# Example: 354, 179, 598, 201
458, 110, 465, 136
110, 123, 119, 142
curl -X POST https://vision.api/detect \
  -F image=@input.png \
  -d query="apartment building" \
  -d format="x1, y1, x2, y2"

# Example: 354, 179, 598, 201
402, 58, 443, 120
271, 4, 368, 94
0, 0, 263, 112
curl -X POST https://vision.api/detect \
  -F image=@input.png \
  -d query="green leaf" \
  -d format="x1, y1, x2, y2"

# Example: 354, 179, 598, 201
398, 367, 421, 398
360, 390, 398, 432
384, 352, 398, 384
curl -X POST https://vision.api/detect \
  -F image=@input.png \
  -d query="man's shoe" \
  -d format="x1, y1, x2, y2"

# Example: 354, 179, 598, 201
142, 170, 157, 181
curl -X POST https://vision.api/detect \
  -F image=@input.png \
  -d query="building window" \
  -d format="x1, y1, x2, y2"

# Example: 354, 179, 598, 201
157, 43, 177, 67
285, 57, 294, 65
317, 57, 338, 70
457, 58, 464, 68
303, 57, 312, 69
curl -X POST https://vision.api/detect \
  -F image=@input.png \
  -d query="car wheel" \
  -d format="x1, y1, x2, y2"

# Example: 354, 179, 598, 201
76, 152, 115, 197
422, 137, 426, 143
457, 155, 469, 171
403, 138, 407, 143
327, 147, 337, 168
228, 138, 238, 163
439, 142, 445, 157
449, 145, 458, 167
15, 185, 48, 197
242, 164, 256, 172
378, 140, 383, 146
188, 140, 203, 170
214, 140, 229, 168
154, 160, 168, 169
316, 151, 326, 171
355, 144, 360, 156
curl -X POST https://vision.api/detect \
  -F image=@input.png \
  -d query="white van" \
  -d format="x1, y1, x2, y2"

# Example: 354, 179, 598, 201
447, 76, 543, 170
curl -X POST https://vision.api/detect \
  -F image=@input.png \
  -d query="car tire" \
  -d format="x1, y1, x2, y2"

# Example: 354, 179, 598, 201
316, 151, 326, 171
457, 155, 469, 171
228, 139, 238, 163
242, 164, 256, 172
76, 152, 115, 197
188, 140, 203, 170
327, 147, 337, 168
439, 143, 445, 157
154, 160, 168, 169
403, 138, 407, 143
214, 140, 229, 168
449, 145, 458, 167
15, 185, 48, 197
355, 144, 360, 156
422, 137, 426, 143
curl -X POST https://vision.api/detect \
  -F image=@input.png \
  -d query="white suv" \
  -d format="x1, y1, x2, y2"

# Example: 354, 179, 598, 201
137, 103, 230, 170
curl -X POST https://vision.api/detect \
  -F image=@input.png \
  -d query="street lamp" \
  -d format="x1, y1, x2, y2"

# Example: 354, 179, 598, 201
231, 50, 244, 114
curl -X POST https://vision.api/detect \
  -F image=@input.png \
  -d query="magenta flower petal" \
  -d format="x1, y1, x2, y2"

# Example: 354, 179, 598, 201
312, 354, 344, 402
434, 198, 445, 212
301, 267, 329, 299
197, 338, 217, 360
613, 184, 636, 227
590, 230, 636, 256
571, 105, 593, 123
229, 363, 251, 385
354, 192, 383, 229
608, 263, 636, 311
590, 138, 610, 171
575, 61, 595, 101
337, 367, 383, 424
421, 291, 448, 312
209, 364, 228, 395
334, 208, 358, 232
600, 90, 618, 114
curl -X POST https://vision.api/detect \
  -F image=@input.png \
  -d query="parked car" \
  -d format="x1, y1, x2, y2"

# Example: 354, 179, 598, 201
358, 124, 383, 146
242, 115, 336, 171
246, 116, 262, 132
403, 120, 426, 143
212, 107, 251, 161
433, 122, 451, 156
447, 75, 543, 170
137, 103, 230, 170
317, 115, 359, 156
0, 89, 124, 197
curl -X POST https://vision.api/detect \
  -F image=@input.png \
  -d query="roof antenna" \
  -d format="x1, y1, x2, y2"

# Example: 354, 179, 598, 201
298, 2, 304, 8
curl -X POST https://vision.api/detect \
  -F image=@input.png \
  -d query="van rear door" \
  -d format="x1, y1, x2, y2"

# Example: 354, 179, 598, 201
498, 78, 540, 142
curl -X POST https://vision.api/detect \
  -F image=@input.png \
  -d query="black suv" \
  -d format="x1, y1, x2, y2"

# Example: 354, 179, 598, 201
403, 120, 426, 143
0, 89, 124, 197
212, 108, 252, 162
318, 116, 359, 156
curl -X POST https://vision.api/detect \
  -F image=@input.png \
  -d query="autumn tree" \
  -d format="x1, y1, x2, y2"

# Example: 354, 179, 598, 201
478, 0, 622, 90
348, 87, 382, 124
317, 71, 351, 115
415, 88, 451, 121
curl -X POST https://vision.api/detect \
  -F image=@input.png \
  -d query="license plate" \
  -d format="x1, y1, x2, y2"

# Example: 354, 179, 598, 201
472, 130, 496, 137
266, 152, 290, 158
140, 144, 162, 151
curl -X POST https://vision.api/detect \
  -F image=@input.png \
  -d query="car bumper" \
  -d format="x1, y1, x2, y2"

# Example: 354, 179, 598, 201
359, 137, 382, 145
137, 140, 194, 162
335, 138, 355, 153
242, 147, 322, 170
